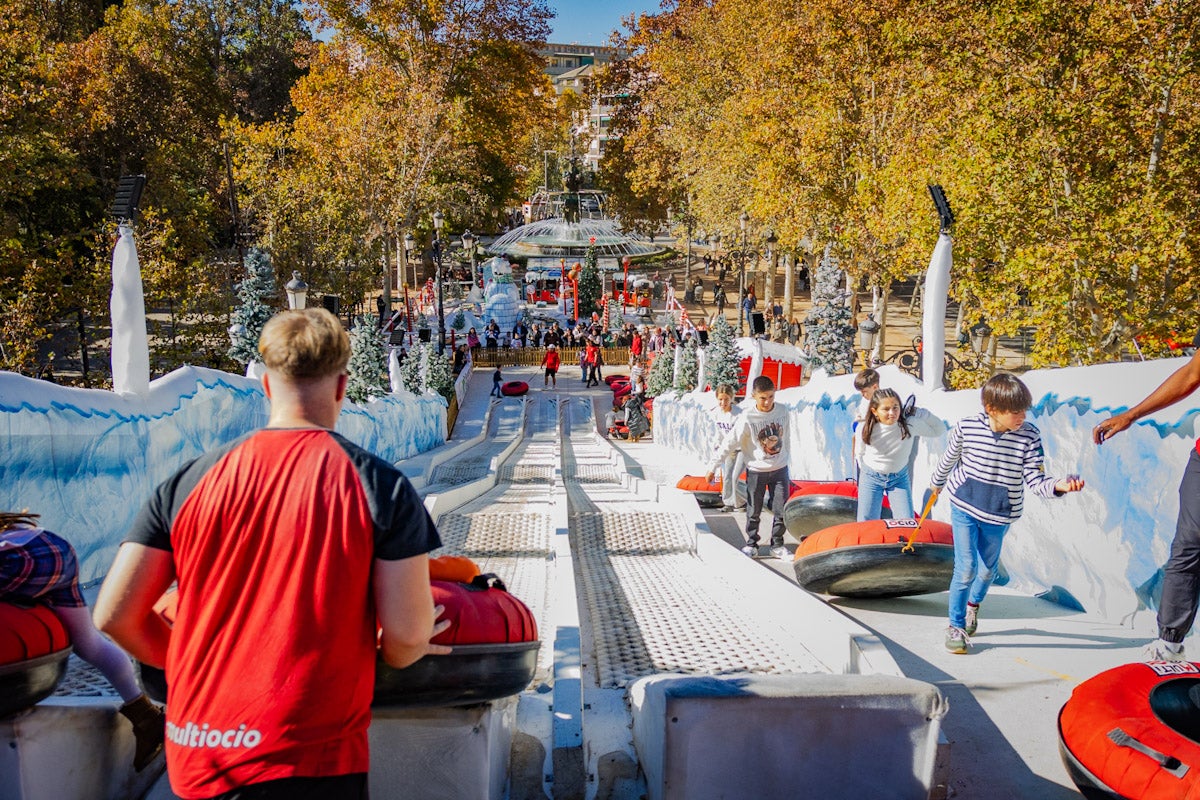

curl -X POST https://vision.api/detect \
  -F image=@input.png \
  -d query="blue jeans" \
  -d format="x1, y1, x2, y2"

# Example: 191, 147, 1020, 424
856, 465, 913, 521
948, 505, 1009, 628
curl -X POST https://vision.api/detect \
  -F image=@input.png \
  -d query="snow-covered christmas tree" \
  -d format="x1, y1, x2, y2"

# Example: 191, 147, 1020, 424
577, 239, 602, 319
803, 246, 856, 375
675, 336, 699, 392
646, 348, 676, 398
424, 347, 455, 401
704, 315, 741, 391
346, 314, 389, 403
227, 248, 277, 366
451, 309, 467, 331
399, 343, 425, 394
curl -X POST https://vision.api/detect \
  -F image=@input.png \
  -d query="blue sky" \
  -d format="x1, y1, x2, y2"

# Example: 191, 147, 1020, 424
548, 1, 661, 45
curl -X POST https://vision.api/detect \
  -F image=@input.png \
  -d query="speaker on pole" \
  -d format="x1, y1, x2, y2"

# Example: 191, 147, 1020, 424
750, 312, 766, 336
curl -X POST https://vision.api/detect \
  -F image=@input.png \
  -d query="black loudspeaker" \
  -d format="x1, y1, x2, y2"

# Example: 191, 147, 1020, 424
417, 328, 432, 342
322, 294, 341, 315
698, 330, 709, 345
750, 312, 766, 335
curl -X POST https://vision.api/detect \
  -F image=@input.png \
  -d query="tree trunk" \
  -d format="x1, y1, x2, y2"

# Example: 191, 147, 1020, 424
782, 252, 794, 329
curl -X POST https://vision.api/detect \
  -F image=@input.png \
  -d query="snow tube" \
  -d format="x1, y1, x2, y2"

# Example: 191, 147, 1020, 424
676, 475, 724, 508
375, 574, 539, 707
0, 602, 71, 718
793, 518, 954, 598
604, 375, 628, 386
500, 381, 529, 397
613, 382, 632, 399
782, 481, 890, 540
142, 576, 541, 709
1059, 661, 1200, 800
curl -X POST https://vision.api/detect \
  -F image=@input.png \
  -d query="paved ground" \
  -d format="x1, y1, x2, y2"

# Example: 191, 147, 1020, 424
601, 422, 1151, 799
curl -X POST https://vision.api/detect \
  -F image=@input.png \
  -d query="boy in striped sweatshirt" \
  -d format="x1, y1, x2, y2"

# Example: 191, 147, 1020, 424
929, 373, 1085, 654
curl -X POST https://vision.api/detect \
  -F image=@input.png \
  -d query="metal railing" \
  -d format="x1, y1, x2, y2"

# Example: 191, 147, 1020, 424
472, 346, 632, 369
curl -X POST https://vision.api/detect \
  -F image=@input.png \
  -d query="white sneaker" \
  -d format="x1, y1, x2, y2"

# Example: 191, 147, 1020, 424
770, 545, 790, 561
1144, 639, 1187, 662
740, 545, 757, 558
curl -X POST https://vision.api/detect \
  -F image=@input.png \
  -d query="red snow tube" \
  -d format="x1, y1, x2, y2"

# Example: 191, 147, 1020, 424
783, 480, 889, 540
793, 518, 954, 598
376, 574, 540, 707
1059, 661, 1200, 800
0, 602, 71, 717
676, 475, 724, 508
604, 375, 628, 386
613, 383, 632, 399
501, 381, 529, 397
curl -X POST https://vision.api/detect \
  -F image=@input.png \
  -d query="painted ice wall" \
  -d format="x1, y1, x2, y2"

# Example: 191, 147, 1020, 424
656, 358, 1200, 634
0, 367, 447, 585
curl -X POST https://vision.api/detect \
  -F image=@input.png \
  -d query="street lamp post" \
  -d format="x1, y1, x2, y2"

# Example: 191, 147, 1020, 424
621, 255, 631, 314
859, 313, 881, 367
432, 211, 447, 354
764, 229, 778, 314
462, 229, 477, 291
403, 233, 416, 289
738, 211, 749, 336
285, 271, 308, 310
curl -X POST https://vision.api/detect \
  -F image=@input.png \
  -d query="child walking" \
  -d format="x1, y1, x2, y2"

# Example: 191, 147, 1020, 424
0, 511, 165, 770
855, 388, 945, 521
929, 374, 1084, 654
706, 376, 791, 559
710, 384, 746, 513
491, 365, 503, 397
541, 344, 560, 388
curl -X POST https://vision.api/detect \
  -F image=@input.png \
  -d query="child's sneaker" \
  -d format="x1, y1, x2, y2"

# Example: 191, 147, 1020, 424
1143, 639, 1187, 662
770, 545, 790, 561
945, 626, 970, 654
741, 545, 757, 558
965, 603, 980, 636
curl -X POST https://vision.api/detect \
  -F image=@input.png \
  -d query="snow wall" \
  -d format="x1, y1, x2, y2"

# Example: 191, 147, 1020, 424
0, 366, 447, 585
654, 358, 1200, 634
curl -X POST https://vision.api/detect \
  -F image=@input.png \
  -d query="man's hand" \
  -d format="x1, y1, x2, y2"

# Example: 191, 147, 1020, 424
427, 605, 453, 656
1055, 475, 1086, 494
1093, 412, 1134, 444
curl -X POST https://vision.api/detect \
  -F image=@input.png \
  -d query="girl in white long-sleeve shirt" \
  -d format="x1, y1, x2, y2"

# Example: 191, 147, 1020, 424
855, 388, 946, 521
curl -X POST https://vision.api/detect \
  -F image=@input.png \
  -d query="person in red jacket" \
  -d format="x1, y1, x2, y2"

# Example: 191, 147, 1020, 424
541, 343, 560, 388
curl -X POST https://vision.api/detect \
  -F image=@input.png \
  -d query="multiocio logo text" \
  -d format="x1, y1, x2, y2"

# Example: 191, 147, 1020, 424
167, 721, 263, 749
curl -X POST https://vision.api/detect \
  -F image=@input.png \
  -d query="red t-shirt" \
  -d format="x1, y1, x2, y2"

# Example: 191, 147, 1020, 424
127, 428, 439, 799
543, 351, 560, 370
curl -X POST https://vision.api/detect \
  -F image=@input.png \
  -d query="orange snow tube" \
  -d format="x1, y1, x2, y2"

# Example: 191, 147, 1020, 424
677, 475, 724, 508
0, 602, 71, 717
1059, 661, 1200, 800
792, 518, 954, 598
782, 480, 892, 540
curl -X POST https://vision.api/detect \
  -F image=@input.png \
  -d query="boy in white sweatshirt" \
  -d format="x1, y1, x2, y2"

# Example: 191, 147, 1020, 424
706, 376, 791, 559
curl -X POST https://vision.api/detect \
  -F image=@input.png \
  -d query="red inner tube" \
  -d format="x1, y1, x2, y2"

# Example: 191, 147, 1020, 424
1060, 661, 1200, 799
500, 381, 529, 396
798, 518, 953, 556
0, 602, 70, 664
677, 475, 721, 492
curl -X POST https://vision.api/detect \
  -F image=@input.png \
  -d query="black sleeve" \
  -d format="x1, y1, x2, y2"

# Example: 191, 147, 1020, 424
124, 439, 247, 552
332, 434, 442, 560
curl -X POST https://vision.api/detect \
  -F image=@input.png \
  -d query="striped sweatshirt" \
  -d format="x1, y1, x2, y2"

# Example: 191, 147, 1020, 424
929, 412, 1061, 525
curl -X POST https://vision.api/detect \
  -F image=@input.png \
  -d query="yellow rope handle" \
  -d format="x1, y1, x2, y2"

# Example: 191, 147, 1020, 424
901, 492, 940, 554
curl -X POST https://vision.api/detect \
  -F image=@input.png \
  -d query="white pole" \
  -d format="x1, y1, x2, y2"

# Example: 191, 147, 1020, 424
110, 224, 150, 396
921, 233, 953, 390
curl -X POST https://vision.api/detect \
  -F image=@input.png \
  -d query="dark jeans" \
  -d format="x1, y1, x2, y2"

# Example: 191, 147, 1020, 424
1159, 448, 1200, 643
745, 466, 789, 547
587, 364, 602, 386
206, 774, 368, 800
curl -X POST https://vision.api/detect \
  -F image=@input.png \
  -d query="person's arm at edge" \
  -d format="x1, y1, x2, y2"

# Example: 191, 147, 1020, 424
374, 553, 452, 669
94, 543, 176, 669
1094, 350, 1200, 443
928, 421, 964, 498
705, 419, 743, 483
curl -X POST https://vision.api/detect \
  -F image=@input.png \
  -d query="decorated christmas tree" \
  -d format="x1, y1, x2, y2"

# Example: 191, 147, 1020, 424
399, 343, 425, 394
675, 336, 699, 392
577, 239, 602, 319
803, 247, 856, 375
646, 347, 676, 398
346, 314, 389, 403
704, 315, 741, 391
451, 309, 467, 331
424, 347, 455, 401
227, 248, 277, 366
